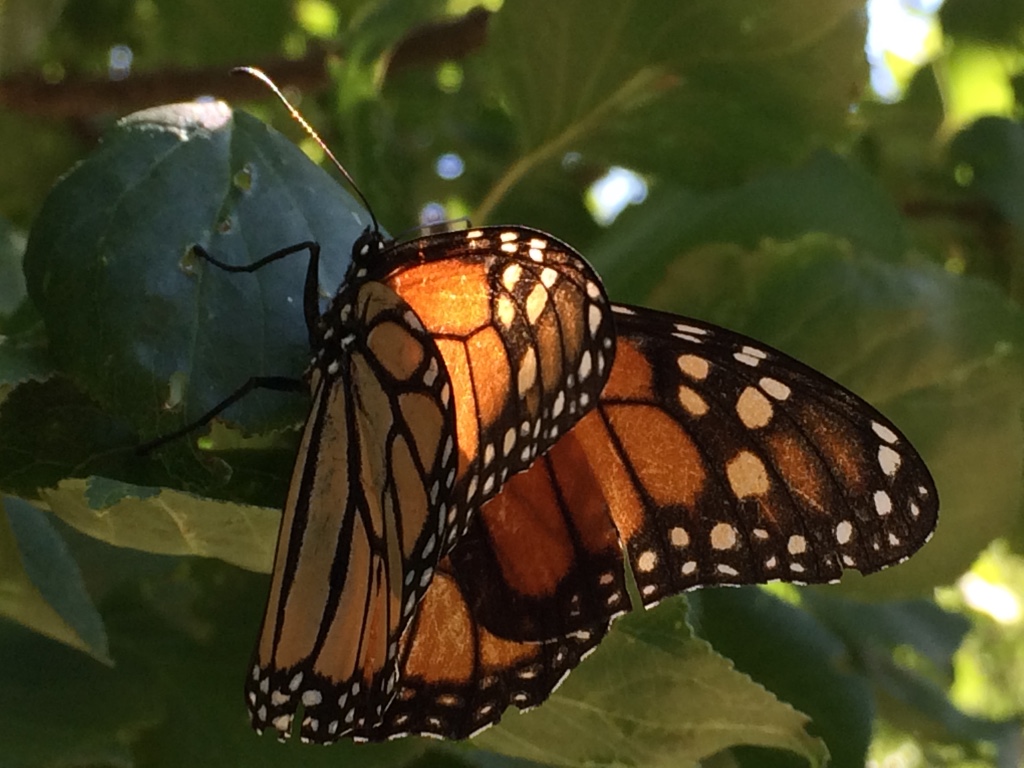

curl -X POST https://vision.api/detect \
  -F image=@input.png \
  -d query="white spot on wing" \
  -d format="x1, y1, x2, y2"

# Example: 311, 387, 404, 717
518, 348, 538, 393
835, 520, 853, 544
526, 283, 548, 323
873, 490, 892, 516
637, 551, 658, 572
677, 354, 710, 380
759, 377, 791, 400
423, 357, 438, 386
578, 350, 593, 381
502, 263, 523, 291
552, 390, 566, 418
878, 445, 902, 477
872, 421, 899, 444
710, 522, 738, 550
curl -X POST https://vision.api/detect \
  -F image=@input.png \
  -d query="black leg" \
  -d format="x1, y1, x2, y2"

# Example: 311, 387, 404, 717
193, 241, 323, 348
137, 375, 307, 455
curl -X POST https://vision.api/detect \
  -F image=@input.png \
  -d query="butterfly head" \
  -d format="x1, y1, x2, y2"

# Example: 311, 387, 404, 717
350, 226, 387, 272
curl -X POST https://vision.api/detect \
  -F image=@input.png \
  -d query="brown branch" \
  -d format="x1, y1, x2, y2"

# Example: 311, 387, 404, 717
0, 7, 491, 121
385, 6, 490, 77
0, 53, 334, 120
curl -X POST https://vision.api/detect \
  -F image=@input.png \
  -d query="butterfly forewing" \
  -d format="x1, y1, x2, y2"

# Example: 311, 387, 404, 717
374, 227, 616, 550
246, 280, 458, 743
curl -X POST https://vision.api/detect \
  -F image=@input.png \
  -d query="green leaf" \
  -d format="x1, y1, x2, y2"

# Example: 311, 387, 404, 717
0, 554, 426, 768
475, 0, 867, 214
692, 587, 872, 768
42, 476, 279, 573
0, 334, 52, 390
940, 0, 1024, 46
0, 620, 151, 768
950, 116, 1024, 231
145, 0, 293, 67
0, 377, 139, 498
474, 602, 828, 768
874, 653, 1019, 749
0, 110, 83, 230
802, 593, 970, 675
0, 496, 110, 662
22, 101, 369, 442
0, 216, 26, 316
593, 151, 911, 301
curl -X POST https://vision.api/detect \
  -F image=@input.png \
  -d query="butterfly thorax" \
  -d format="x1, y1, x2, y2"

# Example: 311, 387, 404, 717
308, 227, 390, 386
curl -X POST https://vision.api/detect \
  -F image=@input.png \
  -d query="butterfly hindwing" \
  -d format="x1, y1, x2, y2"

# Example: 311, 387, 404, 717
360, 557, 608, 741
246, 279, 458, 743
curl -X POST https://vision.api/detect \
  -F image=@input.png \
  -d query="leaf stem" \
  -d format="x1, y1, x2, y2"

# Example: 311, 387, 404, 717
473, 67, 667, 224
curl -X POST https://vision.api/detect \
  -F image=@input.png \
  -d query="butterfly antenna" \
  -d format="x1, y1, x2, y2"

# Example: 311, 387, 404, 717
232, 66, 380, 235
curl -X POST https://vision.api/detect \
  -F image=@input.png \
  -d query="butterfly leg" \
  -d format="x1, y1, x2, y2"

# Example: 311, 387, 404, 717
192, 242, 322, 347
136, 375, 306, 454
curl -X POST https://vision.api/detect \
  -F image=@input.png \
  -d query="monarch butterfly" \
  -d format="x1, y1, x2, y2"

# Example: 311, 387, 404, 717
236, 222, 937, 744
174, 69, 938, 744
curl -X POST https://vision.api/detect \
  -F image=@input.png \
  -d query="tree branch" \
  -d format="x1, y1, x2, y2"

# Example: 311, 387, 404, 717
0, 7, 491, 120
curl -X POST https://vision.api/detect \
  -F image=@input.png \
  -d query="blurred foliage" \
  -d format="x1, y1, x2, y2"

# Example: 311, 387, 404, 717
1, 1, 1024, 767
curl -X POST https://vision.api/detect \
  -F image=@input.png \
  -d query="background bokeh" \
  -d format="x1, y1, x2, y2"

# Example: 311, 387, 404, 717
2, 2, 1023, 766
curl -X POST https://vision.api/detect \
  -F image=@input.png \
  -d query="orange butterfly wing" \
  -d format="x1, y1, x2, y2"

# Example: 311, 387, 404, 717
440, 302, 938, 644
246, 224, 937, 743
246, 226, 615, 743
362, 557, 606, 740
246, 278, 458, 743
376, 227, 616, 549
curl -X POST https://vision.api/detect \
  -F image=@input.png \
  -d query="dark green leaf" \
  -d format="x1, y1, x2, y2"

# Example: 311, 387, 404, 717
477, 0, 867, 199
593, 150, 910, 301
0, 377, 137, 497
0, 496, 110, 662
802, 593, 970, 676
940, 0, 1024, 46
693, 587, 872, 768
475, 602, 828, 768
950, 117, 1024, 231
23, 102, 368, 442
